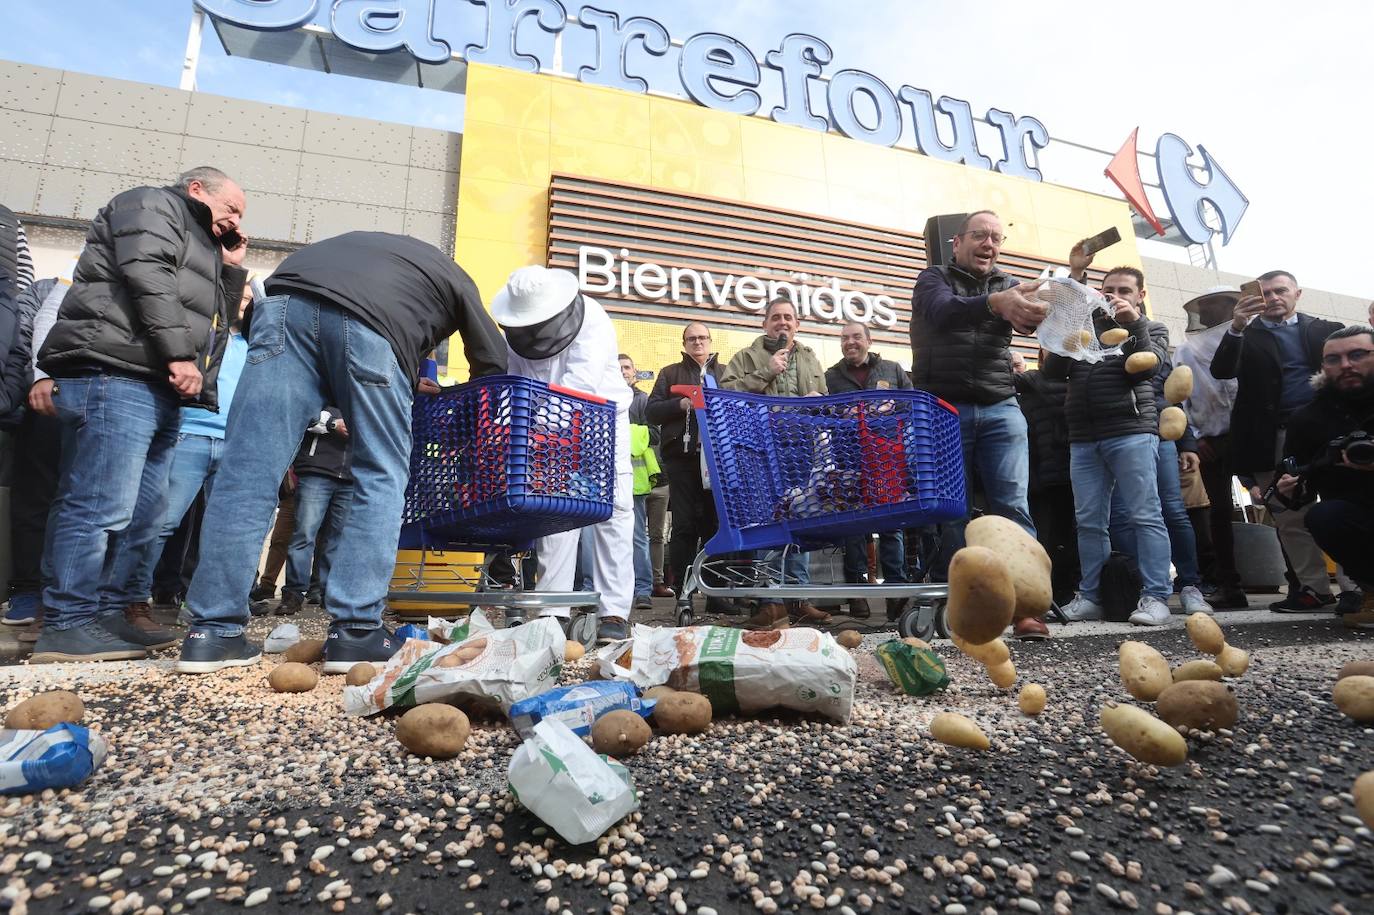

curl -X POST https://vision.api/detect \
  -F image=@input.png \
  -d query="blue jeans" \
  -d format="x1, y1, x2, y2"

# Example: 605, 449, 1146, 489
105, 432, 224, 608
1110, 438, 1201, 588
43, 373, 180, 629
938, 397, 1035, 572
843, 532, 907, 583
184, 294, 413, 636
764, 549, 810, 585
1070, 433, 1171, 602
632, 493, 652, 598
286, 474, 354, 596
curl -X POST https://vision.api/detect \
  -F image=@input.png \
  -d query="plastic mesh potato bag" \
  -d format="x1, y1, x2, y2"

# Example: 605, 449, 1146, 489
1033, 277, 1120, 363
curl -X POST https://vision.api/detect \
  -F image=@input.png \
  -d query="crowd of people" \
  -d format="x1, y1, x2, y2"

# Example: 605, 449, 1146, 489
0, 173, 1371, 673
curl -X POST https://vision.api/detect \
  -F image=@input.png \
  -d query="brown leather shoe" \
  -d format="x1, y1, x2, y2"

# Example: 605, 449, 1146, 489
789, 600, 831, 626
124, 601, 163, 633
122, 602, 180, 649
652, 584, 674, 598
16, 606, 44, 644
744, 601, 789, 630
1013, 617, 1050, 641
848, 597, 871, 619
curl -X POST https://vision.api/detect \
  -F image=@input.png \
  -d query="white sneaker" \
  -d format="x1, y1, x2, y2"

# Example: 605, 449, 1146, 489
1179, 586, 1210, 616
1060, 594, 1104, 622
1130, 595, 1171, 626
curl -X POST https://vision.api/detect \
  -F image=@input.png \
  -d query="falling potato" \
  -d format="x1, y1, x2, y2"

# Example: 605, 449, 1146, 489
1333, 675, 1374, 723
1217, 644, 1250, 677
1018, 683, 1047, 716
1164, 365, 1194, 404
1125, 351, 1160, 374
930, 713, 989, 750
1354, 771, 1374, 829
1171, 660, 1224, 683
987, 660, 1016, 689
4, 690, 85, 730
1159, 406, 1188, 442
1100, 703, 1187, 766
952, 635, 1010, 668
590, 710, 652, 756
1185, 612, 1225, 656
1156, 681, 1238, 731
1099, 327, 1130, 347
1337, 660, 1374, 681
946, 546, 1016, 645
964, 516, 1053, 621
1119, 641, 1172, 701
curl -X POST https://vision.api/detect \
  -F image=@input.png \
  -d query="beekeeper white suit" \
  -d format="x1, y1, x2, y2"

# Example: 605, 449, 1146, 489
491, 266, 633, 634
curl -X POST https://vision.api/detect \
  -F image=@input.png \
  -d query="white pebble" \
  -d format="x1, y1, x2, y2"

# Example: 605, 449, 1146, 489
98, 868, 123, 882
186, 888, 212, 903
311, 845, 335, 862
1016, 900, 1042, 913
89, 898, 112, 911
244, 888, 271, 908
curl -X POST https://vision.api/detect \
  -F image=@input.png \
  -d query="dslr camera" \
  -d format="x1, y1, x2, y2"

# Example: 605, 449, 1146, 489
1266, 430, 1374, 507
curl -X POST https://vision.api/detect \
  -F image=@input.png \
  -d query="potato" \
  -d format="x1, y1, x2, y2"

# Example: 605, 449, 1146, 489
436, 638, 489, 668
930, 713, 989, 750
564, 640, 585, 662
1118, 640, 1172, 701
965, 516, 1052, 620
1100, 703, 1187, 767
653, 692, 712, 735
1171, 660, 1224, 682
283, 639, 324, 664
1217, 643, 1250, 677
946, 546, 1016, 645
1125, 351, 1160, 374
1099, 327, 1130, 347
4, 690, 84, 730
952, 635, 1010, 668
590, 710, 651, 756
901, 637, 932, 650
1354, 771, 1374, 829
836, 630, 863, 649
1156, 681, 1238, 731
268, 662, 318, 693
1159, 406, 1187, 442
643, 685, 678, 702
1077, 329, 1095, 349
1018, 683, 1047, 716
987, 660, 1016, 689
1063, 333, 1081, 353
396, 703, 470, 759
1185, 612, 1225, 656
1164, 365, 1194, 404
345, 662, 377, 686
1332, 675, 1374, 723
1338, 660, 1374, 681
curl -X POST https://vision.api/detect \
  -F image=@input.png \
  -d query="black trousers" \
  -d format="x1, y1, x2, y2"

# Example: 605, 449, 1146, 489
8, 410, 63, 592
1198, 434, 1243, 590
1029, 483, 1080, 605
663, 454, 718, 593
1306, 499, 1374, 588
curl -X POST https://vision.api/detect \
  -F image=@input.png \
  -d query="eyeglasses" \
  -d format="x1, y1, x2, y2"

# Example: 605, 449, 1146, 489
1322, 349, 1373, 367
684, 335, 711, 343
961, 230, 1006, 245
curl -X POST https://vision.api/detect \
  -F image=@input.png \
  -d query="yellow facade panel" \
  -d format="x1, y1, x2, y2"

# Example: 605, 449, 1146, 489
453, 176, 549, 249
648, 98, 743, 164
457, 121, 551, 188
739, 117, 827, 181
648, 153, 745, 200
549, 134, 652, 186
740, 168, 830, 214
549, 80, 653, 149
463, 66, 552, 131
821, 133, 903, 192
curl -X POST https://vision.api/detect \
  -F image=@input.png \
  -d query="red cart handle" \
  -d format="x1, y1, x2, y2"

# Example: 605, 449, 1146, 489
548, 383, 608, 405
670, 384, 706, 409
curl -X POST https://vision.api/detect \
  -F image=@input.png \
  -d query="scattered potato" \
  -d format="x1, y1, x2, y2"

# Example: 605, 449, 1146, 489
643, 685, 678, 702
1125, 351, 1160, 374
1172, 660, 1224, 682
1164, 365, 1194, 404
283, 639, 324, 664
987, 660, 1016, 689
268, 662, 318, 693
565, 640, 585, 662
965, 516, 1052, 620
946, 546, 1016, 645
1156, 681, 1238, 731
1332, 675, 1374, 723
396, 703, 470, 758
1100, 702, 1187, 766
952, 635, 1010, 668
590, 710, 652, 756
1338, 660, 1374, 681
1159, 406, 1188, 442
1217, 644, 1250, 677
901, 637, 932, 650
4, 690, 85, 730
1099, 327, 1130, 347
1185, 612, 1225, 655
1018, 683, 1047, 716
930, 713, 989, 750
653, 692, 712, 735
1354, 771, 1374, 829
1119, 640, 1172, 701
345, 662, 376, 687
836, 630, 863, 649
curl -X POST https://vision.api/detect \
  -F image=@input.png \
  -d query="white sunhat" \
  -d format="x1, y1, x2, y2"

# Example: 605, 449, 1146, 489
490, 265, 580, 328
1182, 284, 1241, 330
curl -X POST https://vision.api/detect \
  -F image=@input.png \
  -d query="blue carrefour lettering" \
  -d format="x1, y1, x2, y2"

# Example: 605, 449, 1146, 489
575, 6, 669, 94
193, 0, 317, 30
678, 32, 761, 117
463, 0, 567, 74
827, 69, 901, 147
985, 109, 1050, 182
898, 88, 991, 170
1155, 134, 1249, 246
331, 0, 449, 64
764, 33, 831, 132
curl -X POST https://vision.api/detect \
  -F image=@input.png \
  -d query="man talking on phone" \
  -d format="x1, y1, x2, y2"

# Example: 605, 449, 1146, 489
1211, 271, 1344, 612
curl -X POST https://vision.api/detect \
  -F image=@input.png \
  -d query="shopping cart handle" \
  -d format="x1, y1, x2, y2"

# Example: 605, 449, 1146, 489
547, 383, 608, 405
670, 384, 706, 409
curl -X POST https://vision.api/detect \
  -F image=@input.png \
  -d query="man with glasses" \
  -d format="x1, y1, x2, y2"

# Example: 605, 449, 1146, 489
1211, 271, 1344, 612
1274, 324, 1374, 623
910, 209, 1047, 568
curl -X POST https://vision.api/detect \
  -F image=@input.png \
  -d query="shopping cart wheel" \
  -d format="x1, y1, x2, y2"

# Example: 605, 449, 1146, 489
897, 599, 942, 642
568, 611, 598, 651
675, 602, 694, 628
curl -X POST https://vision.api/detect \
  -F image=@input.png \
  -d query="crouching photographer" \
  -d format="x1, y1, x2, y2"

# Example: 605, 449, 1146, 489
1273, 325, 1374, 621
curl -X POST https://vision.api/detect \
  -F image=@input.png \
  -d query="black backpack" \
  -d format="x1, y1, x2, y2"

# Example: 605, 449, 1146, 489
1099, 552, 1142, 622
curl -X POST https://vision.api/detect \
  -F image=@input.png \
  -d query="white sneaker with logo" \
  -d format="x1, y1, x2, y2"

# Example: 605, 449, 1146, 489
1060, 594, 1104, 622
1179, 586, 1210, 616
1129, 595, 1172, 626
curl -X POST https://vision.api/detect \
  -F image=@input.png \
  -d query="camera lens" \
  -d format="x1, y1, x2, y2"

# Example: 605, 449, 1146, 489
1344, 438, 1374, 466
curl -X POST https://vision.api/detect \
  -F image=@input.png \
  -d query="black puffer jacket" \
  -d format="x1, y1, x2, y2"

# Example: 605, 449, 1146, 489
0, 276, 56, 428
824, 352, 912, 393
37, 186, 245, 411
910, 264, 1020, 405
645, 353, 721, 459
294, 406, 353, 482
1043, 315, 1167, 444
1014, 369, 1070, 491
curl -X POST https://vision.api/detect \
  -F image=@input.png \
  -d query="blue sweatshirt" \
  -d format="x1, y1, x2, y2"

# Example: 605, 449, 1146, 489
179, 333, 247, 438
